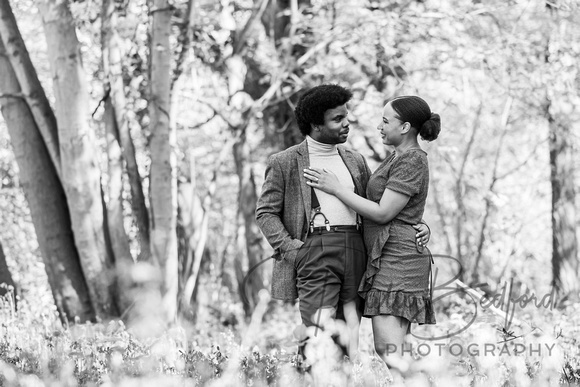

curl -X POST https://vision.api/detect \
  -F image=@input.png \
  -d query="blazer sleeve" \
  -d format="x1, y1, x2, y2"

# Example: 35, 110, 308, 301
255, 155, 304, 263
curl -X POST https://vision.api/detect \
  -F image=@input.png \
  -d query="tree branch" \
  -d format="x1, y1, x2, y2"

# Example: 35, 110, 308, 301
497, 137, 548, 180
233, 0, 270, 55
189, 112, 217, 130
91, 88, 110, 117
250, 33, 337, 113
149, 5, 174, 14
457, 103, 482, 185
0, 92, 26, 100
196, 97, 238, 129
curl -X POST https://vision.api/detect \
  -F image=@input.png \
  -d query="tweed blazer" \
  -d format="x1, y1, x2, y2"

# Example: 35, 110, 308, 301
255, 140, 372, 300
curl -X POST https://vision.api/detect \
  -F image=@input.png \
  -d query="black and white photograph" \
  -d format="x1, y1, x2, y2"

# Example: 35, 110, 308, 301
0, 0, 579, 385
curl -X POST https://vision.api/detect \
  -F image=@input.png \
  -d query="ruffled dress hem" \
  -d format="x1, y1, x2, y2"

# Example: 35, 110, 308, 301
362, 289, 436, 324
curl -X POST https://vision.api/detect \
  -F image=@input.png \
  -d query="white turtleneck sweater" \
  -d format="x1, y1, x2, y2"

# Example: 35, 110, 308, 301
306, 136, 357, 227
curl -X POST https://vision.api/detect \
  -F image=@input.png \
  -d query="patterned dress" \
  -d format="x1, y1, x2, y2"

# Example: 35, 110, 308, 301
359, 148, 436, 324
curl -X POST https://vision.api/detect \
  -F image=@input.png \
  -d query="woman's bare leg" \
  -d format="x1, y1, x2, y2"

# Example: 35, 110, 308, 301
371, 315, 410, 371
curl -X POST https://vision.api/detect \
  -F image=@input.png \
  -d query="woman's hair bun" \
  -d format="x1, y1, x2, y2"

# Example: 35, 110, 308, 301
420, 112, 441, 142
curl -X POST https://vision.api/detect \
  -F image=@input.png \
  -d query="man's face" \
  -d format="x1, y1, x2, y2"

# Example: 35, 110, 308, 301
310, 104, 350, 144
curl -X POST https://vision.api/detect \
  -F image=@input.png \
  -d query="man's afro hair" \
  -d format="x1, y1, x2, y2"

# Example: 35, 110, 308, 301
294, 84, 353, 136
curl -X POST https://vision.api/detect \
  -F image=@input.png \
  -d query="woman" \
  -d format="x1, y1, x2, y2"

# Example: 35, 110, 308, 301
304, 95, 439, 370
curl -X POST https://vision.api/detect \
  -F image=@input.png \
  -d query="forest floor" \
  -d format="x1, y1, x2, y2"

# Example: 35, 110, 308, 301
0, 286, 579, 387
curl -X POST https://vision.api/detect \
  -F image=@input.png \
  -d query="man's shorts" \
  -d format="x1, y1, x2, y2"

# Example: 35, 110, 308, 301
294, 226, 367, 327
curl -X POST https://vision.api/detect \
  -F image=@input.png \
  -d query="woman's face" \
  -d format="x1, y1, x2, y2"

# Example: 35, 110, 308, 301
378, 102, 405, 146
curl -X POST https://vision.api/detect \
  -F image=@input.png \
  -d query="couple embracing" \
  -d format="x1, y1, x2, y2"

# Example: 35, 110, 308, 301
255, 84, 440, 371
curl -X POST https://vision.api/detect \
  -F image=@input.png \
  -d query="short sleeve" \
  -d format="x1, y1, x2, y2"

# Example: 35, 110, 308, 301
385, 152, 426, 197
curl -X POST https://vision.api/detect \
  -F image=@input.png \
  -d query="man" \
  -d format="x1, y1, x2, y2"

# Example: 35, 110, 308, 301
255, 84, 428, 358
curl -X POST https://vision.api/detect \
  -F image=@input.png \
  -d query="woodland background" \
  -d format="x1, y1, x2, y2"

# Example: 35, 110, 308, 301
0, 0, 579, 385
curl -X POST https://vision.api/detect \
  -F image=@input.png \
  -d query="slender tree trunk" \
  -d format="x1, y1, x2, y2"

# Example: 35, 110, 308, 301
177, 155, 203, 313
0, 241, 16, 297
548, 105, 578, 299
101, 0, 151, 263
544, 4, 579, 302
38, 0, 118, 318
431, 171, 454, 255
219, 6, 269, 315
172, 0, 195, 89
233, 130, 264, 316
470, 97, 512, 286
103, 98, 134, 314
177, 180, 208, 324
454, 103, 481, 279
149, 0, 178, 322
215, 0, 306, 314
0, 38, 95, 323
0, 1, 61, 177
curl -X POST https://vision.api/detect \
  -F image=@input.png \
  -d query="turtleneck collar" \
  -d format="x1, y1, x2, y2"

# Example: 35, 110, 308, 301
306, 135, 338, 155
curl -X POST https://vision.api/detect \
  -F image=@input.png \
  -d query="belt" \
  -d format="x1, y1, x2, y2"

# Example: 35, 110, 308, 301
307, 225, 361, 235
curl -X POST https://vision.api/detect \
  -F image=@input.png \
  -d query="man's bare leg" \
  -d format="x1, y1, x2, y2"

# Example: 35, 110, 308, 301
342, 300, 361, 359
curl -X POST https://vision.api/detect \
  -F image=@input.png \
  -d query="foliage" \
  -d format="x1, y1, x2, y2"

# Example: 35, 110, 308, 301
1, 288, 580, 386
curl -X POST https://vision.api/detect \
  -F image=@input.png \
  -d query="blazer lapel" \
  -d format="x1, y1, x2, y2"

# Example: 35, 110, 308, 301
296, 140, 311, 219
338, 146, 362, 194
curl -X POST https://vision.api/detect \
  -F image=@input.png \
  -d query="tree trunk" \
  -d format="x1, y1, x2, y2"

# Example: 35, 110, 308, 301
0, 0, 61, 177
548, 106, 579, 299
221, 44, 265, 315
544, 5, 579, 301
216, 0, 309, 315
0, 38, 95, 323
172, 0, 195, 90
470, 97, 512, 286
38, 0, 118, 318
177, 180, 208, 324
431, 167, 454, 256
233, 130, 264, 316
149, 0, 178, 323
260, 0, 312, 49
0, 241, 16, 298
101, 0, 151, 263
103, 97, 134, 315
454, 103, 482, 280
